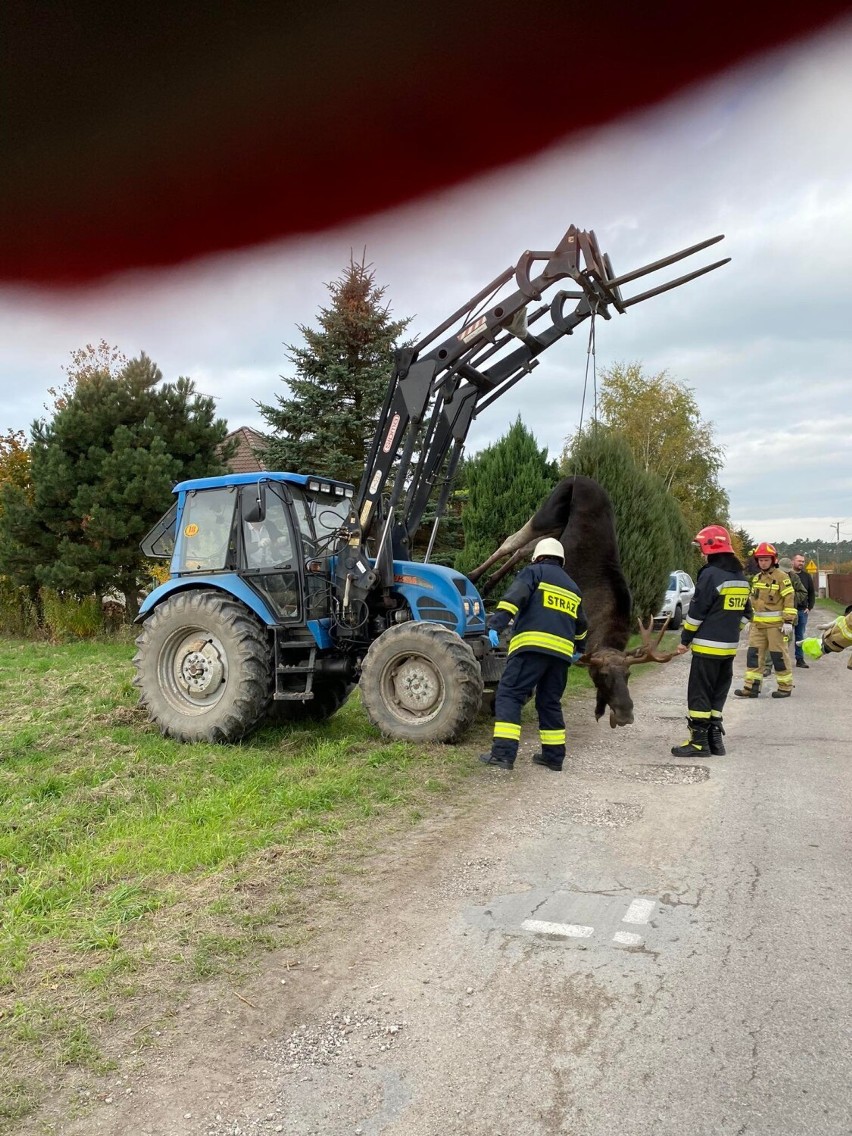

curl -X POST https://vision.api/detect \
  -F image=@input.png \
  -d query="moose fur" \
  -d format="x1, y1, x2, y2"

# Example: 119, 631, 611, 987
468, 475, 642, 727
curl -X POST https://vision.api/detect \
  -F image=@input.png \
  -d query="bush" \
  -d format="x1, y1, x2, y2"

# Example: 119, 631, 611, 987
40, 589, 104, 639
0, 577, 39, 637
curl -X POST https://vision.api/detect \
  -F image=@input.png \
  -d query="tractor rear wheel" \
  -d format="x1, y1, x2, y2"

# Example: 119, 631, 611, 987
359, 622, 483, 743
133, 589, 272, 743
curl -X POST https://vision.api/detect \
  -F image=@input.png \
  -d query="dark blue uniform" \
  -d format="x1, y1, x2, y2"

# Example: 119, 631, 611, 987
484, 559, 588, 770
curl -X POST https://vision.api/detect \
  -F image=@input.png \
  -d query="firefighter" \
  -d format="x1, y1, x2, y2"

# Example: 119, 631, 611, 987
734, 541, 798, 698
801, 604, 852, 669
671, 525, 752, 757
480, 538, 588, 772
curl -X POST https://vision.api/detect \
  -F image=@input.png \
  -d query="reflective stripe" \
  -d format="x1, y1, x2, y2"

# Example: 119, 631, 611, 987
496, 600, 519, 616
493, 721, 522, 740
690, 710, 712, 719
691, 644, 738, 657
683, 618, 702, 632
717, 582, 749, 593
710, 710, 722, 718
744, 669, 763, 680
575, 629, 588, 641
508, 631, 574, 657
753, 613, 783, 622
692, 637, 739, 650
539, 729, 566, 744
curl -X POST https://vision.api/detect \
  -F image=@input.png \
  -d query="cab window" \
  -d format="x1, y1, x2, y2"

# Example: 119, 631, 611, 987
178, 488, 237, 572
242, 490, 295, 570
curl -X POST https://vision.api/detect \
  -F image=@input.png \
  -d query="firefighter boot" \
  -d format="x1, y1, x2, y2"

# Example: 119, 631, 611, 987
532, 752, 564, 772
734, 682, 761, 698
671, 718, 710, 757
771, 689, 792, 699
707, 720, 726, 756
479, 752, 514, 770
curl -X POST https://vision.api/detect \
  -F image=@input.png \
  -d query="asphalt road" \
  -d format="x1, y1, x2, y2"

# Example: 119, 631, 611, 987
48, 605, 852, 1136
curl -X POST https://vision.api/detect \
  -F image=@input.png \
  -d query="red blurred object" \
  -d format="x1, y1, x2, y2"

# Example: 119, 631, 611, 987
2, 2, 849, 285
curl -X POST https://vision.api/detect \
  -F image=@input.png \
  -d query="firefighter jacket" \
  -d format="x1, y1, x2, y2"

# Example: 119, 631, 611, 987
820, 608, 852, 669
748, 567, 798, 626
487, 561, 588, 662
681, 564, 752, 657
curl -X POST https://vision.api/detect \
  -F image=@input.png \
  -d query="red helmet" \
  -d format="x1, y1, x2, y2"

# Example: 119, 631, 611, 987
753, 541, 777, 561
694, 525, 733, 555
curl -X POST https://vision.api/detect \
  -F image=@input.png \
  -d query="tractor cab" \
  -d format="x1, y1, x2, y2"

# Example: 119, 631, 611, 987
141, 472, 355, 626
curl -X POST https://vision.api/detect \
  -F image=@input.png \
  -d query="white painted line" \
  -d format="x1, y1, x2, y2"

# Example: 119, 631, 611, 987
613, 931, 643, 946
622, 898, 656, 924
522, 919, 594, 938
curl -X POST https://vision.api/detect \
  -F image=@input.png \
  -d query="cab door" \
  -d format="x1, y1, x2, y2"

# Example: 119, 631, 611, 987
239, 484, 303, 623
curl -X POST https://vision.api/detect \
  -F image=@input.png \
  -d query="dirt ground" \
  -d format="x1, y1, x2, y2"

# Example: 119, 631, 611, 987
21, 613, 852, 1136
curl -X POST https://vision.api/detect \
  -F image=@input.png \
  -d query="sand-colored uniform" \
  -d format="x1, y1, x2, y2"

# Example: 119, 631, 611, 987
820, 609, 852, 669
741, 566, 798, 693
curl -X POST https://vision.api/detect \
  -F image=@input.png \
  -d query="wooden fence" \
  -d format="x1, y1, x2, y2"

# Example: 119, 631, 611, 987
827, 573, 852, 606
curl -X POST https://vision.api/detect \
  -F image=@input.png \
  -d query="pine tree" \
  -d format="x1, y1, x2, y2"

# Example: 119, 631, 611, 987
455, 418, 560, 579
562, 426, 694, 618
259, 255, 410, 487
0, 352, 230, 618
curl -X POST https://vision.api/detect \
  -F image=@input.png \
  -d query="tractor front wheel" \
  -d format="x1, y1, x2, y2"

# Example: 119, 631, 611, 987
133, 589, 272, 743
359, 622, 483, 743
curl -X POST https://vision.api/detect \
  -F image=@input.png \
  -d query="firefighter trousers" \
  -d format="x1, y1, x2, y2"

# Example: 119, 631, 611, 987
491, 651, 570, 763
743, 622, 793, 692
686, 653, 734, 723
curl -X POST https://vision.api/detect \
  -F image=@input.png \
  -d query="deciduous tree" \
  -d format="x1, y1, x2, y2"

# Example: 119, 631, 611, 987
589, 362, 729, 536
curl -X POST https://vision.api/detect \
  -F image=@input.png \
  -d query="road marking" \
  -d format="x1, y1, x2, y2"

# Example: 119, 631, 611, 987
622, 898, 656, 924
521, 919, 594, 938
612, 931, 644, 946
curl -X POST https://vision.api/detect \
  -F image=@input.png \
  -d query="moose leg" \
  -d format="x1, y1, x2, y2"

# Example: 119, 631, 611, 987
467, 520, 559, 583
478, 545, 533, 596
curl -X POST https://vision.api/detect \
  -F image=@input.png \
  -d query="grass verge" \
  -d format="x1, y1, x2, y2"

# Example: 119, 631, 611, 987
0, 630, 667, 1126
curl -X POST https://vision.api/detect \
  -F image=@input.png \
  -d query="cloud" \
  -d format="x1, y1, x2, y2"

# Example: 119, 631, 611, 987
1, 18, 851, 546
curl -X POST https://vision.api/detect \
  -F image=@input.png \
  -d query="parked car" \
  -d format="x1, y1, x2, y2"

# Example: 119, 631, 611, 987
655, 570, 695, 630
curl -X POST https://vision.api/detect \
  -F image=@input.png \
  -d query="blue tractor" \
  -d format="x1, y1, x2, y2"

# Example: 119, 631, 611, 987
134, 223, 727, 743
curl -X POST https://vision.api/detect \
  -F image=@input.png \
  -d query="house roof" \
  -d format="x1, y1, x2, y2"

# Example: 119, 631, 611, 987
220, 426, 269, 474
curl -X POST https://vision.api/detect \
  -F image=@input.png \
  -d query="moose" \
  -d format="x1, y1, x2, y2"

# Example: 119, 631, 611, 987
467, 475, 675, 727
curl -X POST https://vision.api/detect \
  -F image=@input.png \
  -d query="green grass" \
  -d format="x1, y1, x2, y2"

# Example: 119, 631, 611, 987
0, 635, 497, 1125
0, 629, 667, 1126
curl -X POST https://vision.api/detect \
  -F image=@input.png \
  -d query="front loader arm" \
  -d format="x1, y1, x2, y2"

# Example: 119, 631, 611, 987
336, 224, 728, 626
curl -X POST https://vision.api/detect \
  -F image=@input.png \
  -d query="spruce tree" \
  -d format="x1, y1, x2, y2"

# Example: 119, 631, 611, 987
0, 352, 230, 617
562, 426, 693, 618
455, 418, 559, 579
259, 255, 410, 487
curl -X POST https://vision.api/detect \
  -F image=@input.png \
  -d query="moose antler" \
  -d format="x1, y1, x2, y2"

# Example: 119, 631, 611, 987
578, 617, 676, 669
624, 616, 677, 666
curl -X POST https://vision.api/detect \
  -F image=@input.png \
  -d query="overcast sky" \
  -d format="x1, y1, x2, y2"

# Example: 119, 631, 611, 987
1, 18, 850, 547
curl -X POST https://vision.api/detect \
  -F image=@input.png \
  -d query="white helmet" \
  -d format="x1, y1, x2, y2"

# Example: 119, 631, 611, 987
533, 538, 565, 563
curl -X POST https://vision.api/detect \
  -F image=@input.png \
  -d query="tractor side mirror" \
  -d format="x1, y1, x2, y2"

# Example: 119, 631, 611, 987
243, 484, 267, 524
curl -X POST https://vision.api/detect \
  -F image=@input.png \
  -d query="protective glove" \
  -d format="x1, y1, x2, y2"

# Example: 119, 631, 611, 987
782, 622, 794, 637
487, 629, 500, 648
801, 637, 824, 660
